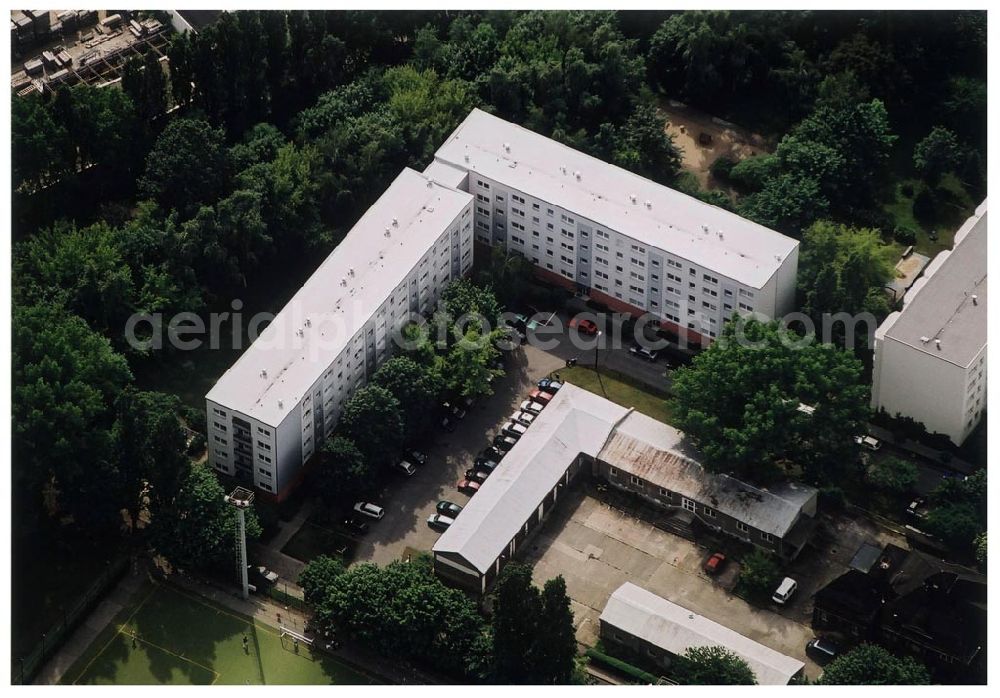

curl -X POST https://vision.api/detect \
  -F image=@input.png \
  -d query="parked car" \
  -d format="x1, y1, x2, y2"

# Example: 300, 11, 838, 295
772, 577, 798, 604
703, 552, 727, 575
436, 500, 463, 517
395, 460, 417, 476
537, 377, 564, 393
806, 637, 841, 664
457, 479, 481, 495
511, 411, 536, 427
427, 514, 455, 531
520, 400, 546, 415
255, 565, 279, 585
528, 389, 555, 405
474, 457, 500, 474
340, 517, 369, 535
480, 446, 505, 462
494, 434, 518, 452
441, 415, 456, 432
407, 449, 428, 465
569, 317, 599, 335
906, 496, 928, 520
854, 435, 882, 451
443, 402, 467, 420
353, 502, 385, 520
629, 344, 660, 362
501, 421, 528, 439
465, 469, 490, 484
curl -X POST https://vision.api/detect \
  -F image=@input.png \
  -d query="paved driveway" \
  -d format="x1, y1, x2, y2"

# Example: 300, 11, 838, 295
521, 490, 825, 682
353, 346, 564, 566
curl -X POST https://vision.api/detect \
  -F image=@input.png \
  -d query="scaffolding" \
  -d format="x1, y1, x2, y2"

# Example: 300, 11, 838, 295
224, 486, 255, 600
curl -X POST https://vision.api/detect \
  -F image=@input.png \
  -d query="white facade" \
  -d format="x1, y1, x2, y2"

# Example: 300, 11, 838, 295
430, 109, 799, 344
206, 168, 473, 497
871, 201, 987, 445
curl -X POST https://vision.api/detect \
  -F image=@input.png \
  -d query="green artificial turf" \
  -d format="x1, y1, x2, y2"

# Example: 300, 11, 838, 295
66, 583, 373, 685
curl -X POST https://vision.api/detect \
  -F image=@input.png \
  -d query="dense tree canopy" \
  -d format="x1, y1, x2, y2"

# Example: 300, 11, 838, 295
670, 318, 870, 484
675, 646, 757, 685
339, 385, 405, 470
816, 644, 930, 685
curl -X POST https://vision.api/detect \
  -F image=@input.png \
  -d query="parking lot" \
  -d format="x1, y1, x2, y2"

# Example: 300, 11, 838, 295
352, 344, 564, 566
521, 489, 826, 681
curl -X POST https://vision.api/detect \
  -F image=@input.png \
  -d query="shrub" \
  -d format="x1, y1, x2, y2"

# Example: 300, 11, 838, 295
818, 485, 846, 511
913, 186, 936, 222
710, 155, 737, 180
585, 648, 660, 684
893, 225, 918, 246
728, 154, 779, 192
900, 182, 915, 198
734, 549, 783, 604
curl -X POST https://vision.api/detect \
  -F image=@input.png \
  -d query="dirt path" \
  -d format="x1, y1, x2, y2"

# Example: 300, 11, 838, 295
658, 98, 773, 190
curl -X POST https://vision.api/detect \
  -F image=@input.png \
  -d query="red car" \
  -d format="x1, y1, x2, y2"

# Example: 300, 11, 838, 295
457, 479, 481, 495
528, 389, 555, 405
704, 552, 727, 575
569, 317, 600, 335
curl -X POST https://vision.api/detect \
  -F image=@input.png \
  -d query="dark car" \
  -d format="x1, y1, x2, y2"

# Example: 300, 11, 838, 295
475, 457, 500, 474
480, 446, 505, 462
407, 449, 428, 465
465, 469, 490, 484
806, 637, 841, 664
537, 378, 564, 393
703, 552, 727, 575
436, 500, 463, 517
493, 434, 518, 452
441, 415, 456, 432
340, 517, 370, 536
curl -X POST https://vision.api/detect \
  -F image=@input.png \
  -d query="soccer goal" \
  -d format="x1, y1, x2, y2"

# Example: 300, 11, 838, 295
279, 627, 314, 646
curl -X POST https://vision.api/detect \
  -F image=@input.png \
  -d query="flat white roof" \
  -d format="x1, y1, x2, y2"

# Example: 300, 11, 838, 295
206, 168, 472, 425
434, 108, 798, 289
601, 582, 804, 685
432, 385, 629, 573
880, 201, 987, 367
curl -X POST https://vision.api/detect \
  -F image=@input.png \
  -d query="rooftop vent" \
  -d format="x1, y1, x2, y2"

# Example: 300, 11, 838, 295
464, 154, 470, 163
304, 317, 312, 327
702, 224, 709, 233
503, 142, 510, 152
645, 200, 652, 209
384, 227, 391, 237
574, 170, 581, 180
278, 399, 283, 409
718, 231, 724, 240
260, 369, 267, 379
560, 165, 567, 174
920, 336, 930, 344
629, 193, 637, 204
935, 339, 942, 350
348, 267, 355, 277
426, 179, 434, 188
972, 294, 979, 305
296, 328, 304, 337
340, 278, 348, 287
392, 217, 399, 227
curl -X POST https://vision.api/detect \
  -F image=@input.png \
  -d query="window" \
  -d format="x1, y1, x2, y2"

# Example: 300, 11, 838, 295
609, 466, 618, 476
658, 487, 670, 497
629, 475, 643, 487
736, 521, 749, 534
682, 498, 696, 513
212, 407, 227, 417
703, 506, 716, 518
761, 531, 774, 543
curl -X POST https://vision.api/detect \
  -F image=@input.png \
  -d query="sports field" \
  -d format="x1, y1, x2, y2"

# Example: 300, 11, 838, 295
64, 582, 375, 685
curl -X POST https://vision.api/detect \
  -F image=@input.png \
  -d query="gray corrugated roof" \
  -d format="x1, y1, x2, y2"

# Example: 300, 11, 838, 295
600, 583, 804, 685
599, 412, 817, 538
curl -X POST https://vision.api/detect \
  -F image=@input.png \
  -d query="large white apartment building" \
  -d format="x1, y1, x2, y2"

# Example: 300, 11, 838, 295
206, 168, 473, 498
871, 201, 987, 445
428, 109, 800, 346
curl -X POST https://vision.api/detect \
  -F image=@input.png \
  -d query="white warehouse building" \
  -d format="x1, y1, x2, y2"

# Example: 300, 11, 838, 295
428, 109, 800, 346
205, 168, 473, 499
871, 201, 987, 446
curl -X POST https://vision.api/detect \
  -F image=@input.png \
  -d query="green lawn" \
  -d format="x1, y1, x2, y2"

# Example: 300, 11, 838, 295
64, 582, 374, 685
560, 365, 675, 425
882, 174, 977, 258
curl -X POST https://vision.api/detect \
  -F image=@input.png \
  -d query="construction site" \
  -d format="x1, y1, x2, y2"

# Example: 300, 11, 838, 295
10, 9, 172, 96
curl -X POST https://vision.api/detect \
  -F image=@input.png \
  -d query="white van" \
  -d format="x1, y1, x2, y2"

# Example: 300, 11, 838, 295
772, 577, 798, 604
855, 435, 882, 451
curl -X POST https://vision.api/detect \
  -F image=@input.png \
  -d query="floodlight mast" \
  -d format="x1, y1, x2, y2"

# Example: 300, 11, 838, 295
225, 487, 255, 600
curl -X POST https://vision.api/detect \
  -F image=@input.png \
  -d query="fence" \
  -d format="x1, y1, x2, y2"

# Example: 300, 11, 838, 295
13, 555, 130, 685
265, 582, 308, 612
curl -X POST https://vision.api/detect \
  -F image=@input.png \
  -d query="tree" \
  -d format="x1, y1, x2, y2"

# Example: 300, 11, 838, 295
913, 126, 963, 186
817, 644, 930, 685
11, 93, 70, 188
867, 457, 918, 494
371, 356, 444, 443
441, 278, 504, 328
12, 302, 133, 528
603, 102, 683, 184
298, 555, 346, 605
923, 469, 985, 552
151, 463, 262, 572
533, 576, 579, 684
675, 646, 757, 685
974, 532, 986, 567
122, 51, 168, 123
316, 436, 370, 506
670, 318, 870, 484
443, 326, 505, 400
110, 388, 190, 531
315, 556, 487, 677
339, 385, 404, 471
492, 562, 543, 683
139, 117, 227, 217
738, 173, 828, 237
734, 549, 782, 604
475, 246, 534, 310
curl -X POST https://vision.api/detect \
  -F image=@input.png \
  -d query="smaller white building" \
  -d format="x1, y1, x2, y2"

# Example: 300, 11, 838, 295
600, 582, 804, 685
871, 201, 987, 445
